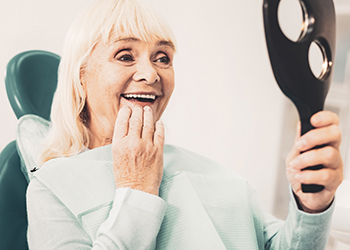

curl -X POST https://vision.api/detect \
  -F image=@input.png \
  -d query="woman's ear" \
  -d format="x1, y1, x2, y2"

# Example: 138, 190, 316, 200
79, 65, 88, 99
79, 80, 87, 99
80, 84, 87, 99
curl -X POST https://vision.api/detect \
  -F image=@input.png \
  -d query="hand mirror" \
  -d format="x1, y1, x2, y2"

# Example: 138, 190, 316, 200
263, 0, 336, 193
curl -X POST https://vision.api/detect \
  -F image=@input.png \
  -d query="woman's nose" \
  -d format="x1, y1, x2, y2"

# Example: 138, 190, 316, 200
133, 59, 160, 84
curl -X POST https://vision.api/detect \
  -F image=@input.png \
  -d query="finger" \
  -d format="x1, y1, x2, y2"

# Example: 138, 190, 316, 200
285, 146, 299, 167
113, 106, 131, 139
294, 168, 342, 190
285, 122, 302, 165
311, 111, 340, 127
154, 120, 165, 147
295, 121, 301, 142
128, 106, 143, 138
142, 106, 154, 140
288, 146, 342, 171
294, 124, 341, 151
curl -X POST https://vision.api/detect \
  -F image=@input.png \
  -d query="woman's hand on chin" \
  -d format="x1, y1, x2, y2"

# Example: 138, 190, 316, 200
286, 111, 343, 213
112, 105, 164, 196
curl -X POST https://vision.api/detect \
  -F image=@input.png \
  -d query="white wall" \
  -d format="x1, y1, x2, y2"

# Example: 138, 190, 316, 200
149, 0, 285, 214
0, 0, 287, 214
0, 0, 94, 149
0, 0, 97, 150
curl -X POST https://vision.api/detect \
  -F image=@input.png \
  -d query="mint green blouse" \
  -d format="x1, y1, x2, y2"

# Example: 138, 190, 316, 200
26, 145, 334, 249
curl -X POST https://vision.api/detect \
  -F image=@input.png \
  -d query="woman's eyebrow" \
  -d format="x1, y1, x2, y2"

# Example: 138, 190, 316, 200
111, 37, 175, 51
157, 40, 175, 51
113, 37, 140, 43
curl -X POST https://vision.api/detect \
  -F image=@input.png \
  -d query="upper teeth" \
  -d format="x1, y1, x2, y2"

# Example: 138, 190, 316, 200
124, 94, 156, 100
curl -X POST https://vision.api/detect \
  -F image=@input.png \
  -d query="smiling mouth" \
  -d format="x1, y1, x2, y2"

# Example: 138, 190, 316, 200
121, 93, 157, 103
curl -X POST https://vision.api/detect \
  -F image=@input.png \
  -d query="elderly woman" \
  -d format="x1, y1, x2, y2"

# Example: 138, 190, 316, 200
26, 0, 343, 249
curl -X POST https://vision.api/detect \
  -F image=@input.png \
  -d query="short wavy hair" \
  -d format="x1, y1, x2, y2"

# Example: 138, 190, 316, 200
41, 0, 176, 163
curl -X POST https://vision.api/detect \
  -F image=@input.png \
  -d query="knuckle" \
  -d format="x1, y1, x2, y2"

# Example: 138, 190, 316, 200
156, 132, 165, 140
143, 140, 153, 150
323, 146, 336, 163
300, 134, 311, 147
143, 122, 154, 130
331, 125, 341, 140
119, 139, 141, 153
116, 117, 129, 125
306, 134, 316, 146
332, 113, 340, 124
156, 121, 164, 128
129, 116, 142, 125
302, 171, 311, 182
302, 151, 313, 165
155, 127, 165, 138
322, 171, 331, 183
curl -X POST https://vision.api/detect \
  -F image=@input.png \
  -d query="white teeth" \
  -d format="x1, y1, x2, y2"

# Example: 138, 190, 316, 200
124, 94, 156, 100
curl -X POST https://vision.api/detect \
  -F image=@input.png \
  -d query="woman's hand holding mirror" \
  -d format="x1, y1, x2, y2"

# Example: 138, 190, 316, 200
286, 111, 343, 213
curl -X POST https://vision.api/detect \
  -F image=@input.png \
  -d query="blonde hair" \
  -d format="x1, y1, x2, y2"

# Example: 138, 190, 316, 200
41, 0, 176, 163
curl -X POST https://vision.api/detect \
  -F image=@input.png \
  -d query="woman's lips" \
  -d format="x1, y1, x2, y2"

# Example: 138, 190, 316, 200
122, 93, 156, 102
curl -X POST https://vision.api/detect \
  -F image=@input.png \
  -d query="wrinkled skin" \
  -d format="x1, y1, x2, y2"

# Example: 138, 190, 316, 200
81, 37, 174, 195
112, 105, 164, 196
286, 111, 343, 212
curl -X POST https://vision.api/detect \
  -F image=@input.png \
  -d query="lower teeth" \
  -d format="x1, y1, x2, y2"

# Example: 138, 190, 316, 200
124, 97, 154, 102
136, 98, 153, 102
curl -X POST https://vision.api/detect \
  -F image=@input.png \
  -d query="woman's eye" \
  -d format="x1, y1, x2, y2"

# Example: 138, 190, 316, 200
117, 54, 134, 62
155, 55, 170, 65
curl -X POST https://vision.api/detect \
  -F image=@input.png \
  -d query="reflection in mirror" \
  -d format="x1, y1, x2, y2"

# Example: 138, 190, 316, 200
309, 41, 329, 80
278, 0, 307, 42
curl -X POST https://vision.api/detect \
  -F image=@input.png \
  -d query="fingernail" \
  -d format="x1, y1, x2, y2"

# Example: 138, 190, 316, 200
289, 159, 300, 168
144, 106, 152, 111
312, 114, 323, 124
295, 139, 307, 150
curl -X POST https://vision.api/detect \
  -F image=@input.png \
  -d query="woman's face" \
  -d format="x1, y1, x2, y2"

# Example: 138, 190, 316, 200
81, 37, 175, 142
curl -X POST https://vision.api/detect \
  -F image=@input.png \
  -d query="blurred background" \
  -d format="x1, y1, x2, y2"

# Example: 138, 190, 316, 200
0, 0, 349, 249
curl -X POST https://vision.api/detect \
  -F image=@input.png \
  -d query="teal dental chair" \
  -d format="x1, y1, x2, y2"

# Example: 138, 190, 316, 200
0, 50, 60, 250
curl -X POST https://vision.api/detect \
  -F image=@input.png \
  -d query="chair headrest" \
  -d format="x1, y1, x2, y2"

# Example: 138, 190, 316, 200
5, 50, 60, 120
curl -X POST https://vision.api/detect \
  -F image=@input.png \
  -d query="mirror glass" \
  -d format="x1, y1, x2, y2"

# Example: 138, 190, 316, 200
309, 41, 329, 79
278, 0, 307, 42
